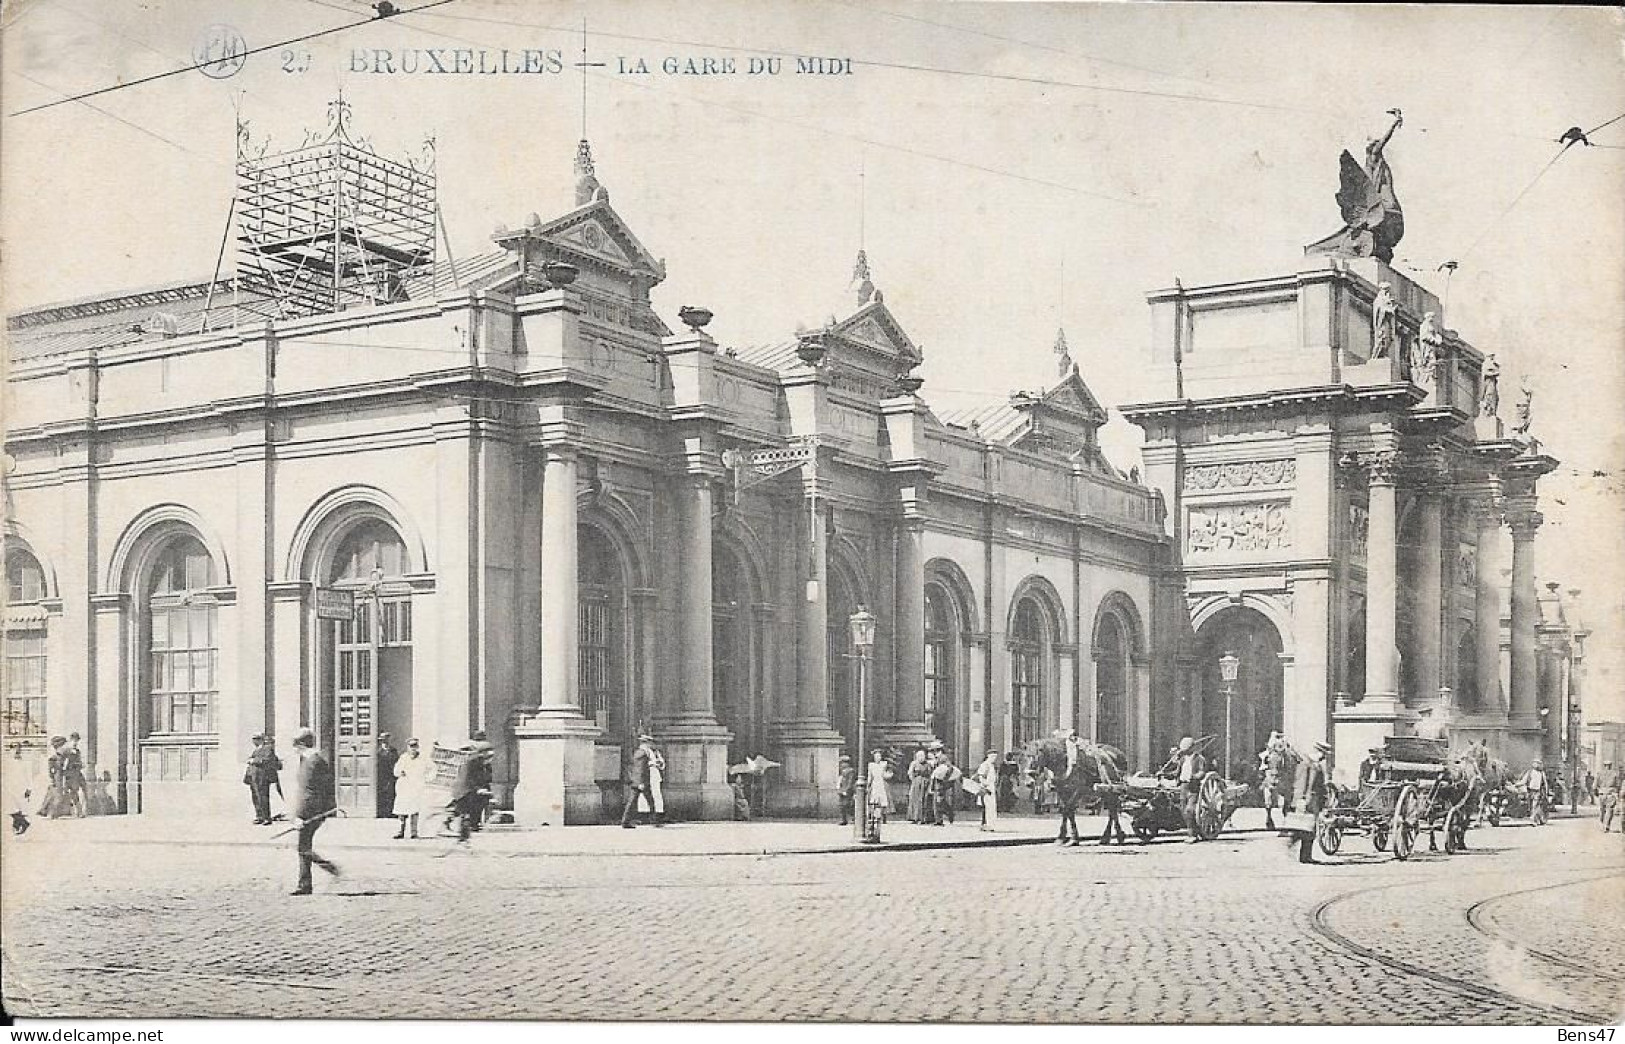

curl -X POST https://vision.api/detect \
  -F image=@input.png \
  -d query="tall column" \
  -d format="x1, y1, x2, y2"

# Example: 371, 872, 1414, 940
677, 476, 715, 718
538, 446, 580, 710
883, 519, 935, 748
1363, 451, 1400, 702
1507, 507, 1542, 724
1474, 502, 1504, 712
512, 439, 601, 826
797, 497, 830, 721
1414, 490, 1444, 707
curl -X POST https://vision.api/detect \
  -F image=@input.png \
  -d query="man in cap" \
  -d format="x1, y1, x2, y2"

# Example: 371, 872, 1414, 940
620, 733, 655, 829
836, 754, 857, 826
1521, 757, 1551, 820
375, 733, 399, 820
62, 732, 88, 817
1358, 746, 1383, 788
290, 728, 341, 895
1291, 739, 1334, 864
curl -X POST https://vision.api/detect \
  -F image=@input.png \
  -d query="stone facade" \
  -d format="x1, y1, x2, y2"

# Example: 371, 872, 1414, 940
1122, 257, 1561, 783
0, 148, 1169, 821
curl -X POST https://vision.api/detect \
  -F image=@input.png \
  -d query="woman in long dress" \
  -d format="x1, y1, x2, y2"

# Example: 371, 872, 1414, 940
906, 750, 929, 823
392, 738, 428, 839
976, 751, 1001, 832
865, 750, 893, 833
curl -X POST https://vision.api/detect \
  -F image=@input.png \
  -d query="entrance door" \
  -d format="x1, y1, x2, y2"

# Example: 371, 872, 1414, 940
333, 600, 376, 811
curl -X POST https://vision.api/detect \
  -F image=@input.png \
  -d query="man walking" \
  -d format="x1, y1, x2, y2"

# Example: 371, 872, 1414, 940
620, 733, 654, 829
62, 732, 88, 818
1162, 737, 1207, 842
290, 728, 341, 895
930, 751, 960, 825
245, 734, 283, 825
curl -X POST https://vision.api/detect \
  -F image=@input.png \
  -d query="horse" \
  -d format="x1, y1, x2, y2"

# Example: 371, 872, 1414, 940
1027, 737, 1128, 845
1457, 740, 1511, 827
1259, 739, 1301, 830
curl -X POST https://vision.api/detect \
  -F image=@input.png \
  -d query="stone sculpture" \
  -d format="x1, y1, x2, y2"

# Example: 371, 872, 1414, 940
1371, 282, 1398, 359
1306, 110, 1406, 263
1479, 354, 1500, 416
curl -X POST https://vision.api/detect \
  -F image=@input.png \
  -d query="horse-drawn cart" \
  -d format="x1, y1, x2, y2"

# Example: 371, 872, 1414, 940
1313, 736, 1472, 859
1099, 771, 1246, 842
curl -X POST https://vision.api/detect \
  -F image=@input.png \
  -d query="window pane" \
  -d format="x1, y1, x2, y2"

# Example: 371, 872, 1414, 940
150, 610, 170, 649
356, 650, 372, 690
339, 651, 354, 690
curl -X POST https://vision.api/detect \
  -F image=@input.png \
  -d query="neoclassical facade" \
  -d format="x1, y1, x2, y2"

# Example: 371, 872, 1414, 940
1, 144, 1170, 820
1121, 256, 1561, 782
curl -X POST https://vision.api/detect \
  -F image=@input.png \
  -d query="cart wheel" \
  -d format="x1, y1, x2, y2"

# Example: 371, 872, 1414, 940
1484, 795, 1502, 828
1372, 825, 1390, 852
1315, 811, 1343, 856
1391, 783, 1420, 861
1196, 774, 1226, 840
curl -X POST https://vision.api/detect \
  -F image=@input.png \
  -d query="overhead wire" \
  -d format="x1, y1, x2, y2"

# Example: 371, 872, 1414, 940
6, 0, 461, 117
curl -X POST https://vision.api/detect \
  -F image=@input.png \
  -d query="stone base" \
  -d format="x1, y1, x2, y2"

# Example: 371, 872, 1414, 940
512, 706, 604, 826
1332, 695, 1415, 788
651, 714, 734, 821
1474, 414, 1504, 440
1500, 721, 1546, 769
769, 719, 848, 817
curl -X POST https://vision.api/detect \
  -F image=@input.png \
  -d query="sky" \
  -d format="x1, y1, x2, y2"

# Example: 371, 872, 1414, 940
3, 1, 1623, 716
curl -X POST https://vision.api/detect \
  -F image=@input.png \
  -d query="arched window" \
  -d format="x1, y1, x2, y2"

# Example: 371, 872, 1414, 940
1010, 598, 1048, 747
143, 536, 218, 738
1455, 624, 1478, 712
6, 549, 45, 603
713, 544, 754, 760
924, 584, 956, 749
3, 549, 48, 740
1095, 614, 1127, 749
581, 526, 627, 739
329, 519, 408, 584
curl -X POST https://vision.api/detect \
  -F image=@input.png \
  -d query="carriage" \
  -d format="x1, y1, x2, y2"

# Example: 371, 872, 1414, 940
1312, 736, 1473, 859
1098, 771, 1244, 841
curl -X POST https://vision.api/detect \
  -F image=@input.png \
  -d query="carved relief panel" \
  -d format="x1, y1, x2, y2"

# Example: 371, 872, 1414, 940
1183, 458, 1296, 492
1186, 501, 1292, 556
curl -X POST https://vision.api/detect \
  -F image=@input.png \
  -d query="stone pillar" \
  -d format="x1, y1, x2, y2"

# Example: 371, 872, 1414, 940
1288, 423, 1334, 753
653, 474, 734, 820
1363, 452, 1400, 702
1506, 505, 1543, 761
771, 484, 846, 815
1414, 491, 1444, 707
1474, 502, 1504, 712
879, 519, 935, 750
513, 440, 602, 826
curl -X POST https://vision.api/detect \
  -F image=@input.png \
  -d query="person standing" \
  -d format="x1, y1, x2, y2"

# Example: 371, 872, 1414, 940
375, 734, 399, 819
392, 738, 427, 839
865, 749, 893, 841
906, 750, 929, 824
466, 736, 494, 832
245, 734, 283, 825
642, 742, 667, 827
975, 750, 1001, 833
1292, 740, 1334, 864
931, 751, 960, 826
836, 755, 857, 826
42, 736, 69, 819
61, 733, 88, 818
620, 733, 654, 829
290, 728, 341, 895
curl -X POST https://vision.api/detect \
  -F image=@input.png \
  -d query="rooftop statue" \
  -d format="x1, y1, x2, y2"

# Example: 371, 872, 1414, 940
1306, 110, 1405, 264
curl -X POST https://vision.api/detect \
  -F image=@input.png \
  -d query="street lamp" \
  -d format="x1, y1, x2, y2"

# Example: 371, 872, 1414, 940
1567, 700, 1582, 816
849, 606, 877, 843
1219, 651, 1241, 779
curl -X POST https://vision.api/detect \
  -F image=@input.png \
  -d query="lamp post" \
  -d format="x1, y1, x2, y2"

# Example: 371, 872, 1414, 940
1567, 699, 1582, 816
850, 606, 877, 843
1219, 651, 1241, 780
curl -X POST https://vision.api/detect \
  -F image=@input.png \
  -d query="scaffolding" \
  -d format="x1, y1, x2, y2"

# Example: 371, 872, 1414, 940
233, 97, 436, 321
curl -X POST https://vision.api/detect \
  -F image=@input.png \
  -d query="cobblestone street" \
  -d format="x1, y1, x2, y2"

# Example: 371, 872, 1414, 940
3, 815, 1621, 1023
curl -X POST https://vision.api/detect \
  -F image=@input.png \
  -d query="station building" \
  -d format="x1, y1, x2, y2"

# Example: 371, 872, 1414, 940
1, 116, 1577, 818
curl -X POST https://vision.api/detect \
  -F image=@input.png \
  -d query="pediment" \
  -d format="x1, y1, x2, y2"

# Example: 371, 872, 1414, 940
831, 300, 922, 368
533, 200, 665, 281
1039, 370, 1108, 425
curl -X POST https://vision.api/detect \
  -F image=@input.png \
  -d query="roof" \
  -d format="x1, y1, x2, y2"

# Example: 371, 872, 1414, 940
938, 400, 1028, 443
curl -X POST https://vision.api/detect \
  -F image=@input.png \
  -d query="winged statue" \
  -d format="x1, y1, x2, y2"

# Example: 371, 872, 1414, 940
1305, 110, 1405, 263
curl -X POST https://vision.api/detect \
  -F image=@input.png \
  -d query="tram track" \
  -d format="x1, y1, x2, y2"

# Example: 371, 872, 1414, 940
1308, 872, 1619, 1024
1465, 874, 1625, 978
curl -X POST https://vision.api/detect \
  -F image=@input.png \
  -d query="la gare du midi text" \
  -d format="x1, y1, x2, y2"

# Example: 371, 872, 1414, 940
348, 48, 853, 77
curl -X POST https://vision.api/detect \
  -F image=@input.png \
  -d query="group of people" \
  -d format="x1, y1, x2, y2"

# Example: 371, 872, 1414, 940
620, 732, 668, 828
837, 742, 972, 834
5, 733, 117, 833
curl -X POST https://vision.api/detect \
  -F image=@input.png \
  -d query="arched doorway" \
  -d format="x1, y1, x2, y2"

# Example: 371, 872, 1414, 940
713, 542, 761, 763
580, 525, 631, 742
1194, 606, 1284, 779
1007, 582, 1065, 752
825, 561, 864, 755
1095, 614, 1128, 750
321, 519, 413, 812
1454, 624, 1478, 712
924, 583, 959, 760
